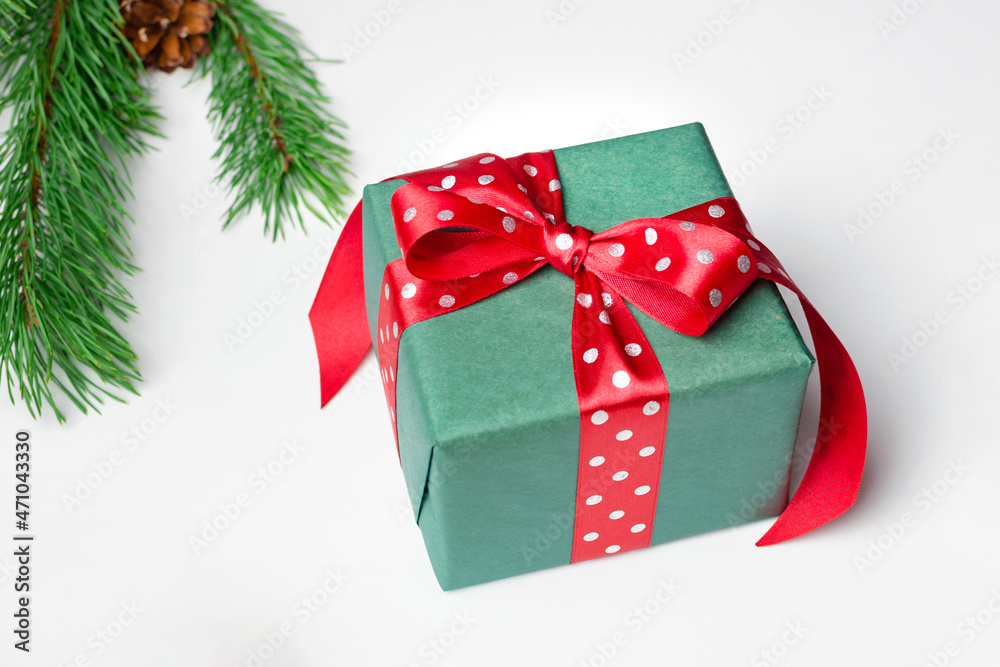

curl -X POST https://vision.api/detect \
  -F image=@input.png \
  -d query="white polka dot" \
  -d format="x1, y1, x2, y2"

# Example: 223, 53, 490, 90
591, 410, 608, 425
468, 198, 482, 205
601, 293, 613, 308
401, 283, 416, 299
439, 294, 456, 308
747, 239, 761, 251
643, 401, 660, 415
524, 211, 534, 220
612, 370, 630, 388
616, 430, 633, 441
503, 272, 518, 284
609, 510, 624, 520
437, 210, 454, 221
441, 175, 455, 189
738, 255, 751, 273
524, 164, 538, 177
635, 485, 651, 495
543, 213, 556, 223
608, 243, 625, 257
758, 263, 771, 274
630, 523, 646, 533
496, 218, 513, 236
697, 249, 715, 264
549, 179, 561, 191
478, 175, 494, 186
497, 207, 507, 213
645, 228, 657, 245
655, 257, 671, 271
589, 456, 605, 467
555, 233, 573, 250
427, 185, 444, 192
518, 184, 528, 194
605, 545, 621, 554
586, 494, 602, 505
624, 343, 641, 357
379, 329, 383, 344
389, 366, 394, 382
577, 293, 593, 308
679, 221, 696, 231
584, 532, 599, 541
469, 273, 480, 278
384, 284, 390, 300
612, 471, 628, 481
403, 207, 416, 222
709, 289, 722, 307
599, 310, 611, 324
393, 322, 399, 338
479, 156, 495, 164
708, 204, 725, 218
639, 446, 655, 457
583, 348, 599, 363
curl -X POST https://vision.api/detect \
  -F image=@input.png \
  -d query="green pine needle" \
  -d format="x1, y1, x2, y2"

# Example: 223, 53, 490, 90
0, 0, 33, 49
0, 0, 160, 422
201, 0, 352, 241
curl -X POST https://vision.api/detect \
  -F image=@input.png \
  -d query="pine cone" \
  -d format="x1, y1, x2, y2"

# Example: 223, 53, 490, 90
121, 0, 215, 73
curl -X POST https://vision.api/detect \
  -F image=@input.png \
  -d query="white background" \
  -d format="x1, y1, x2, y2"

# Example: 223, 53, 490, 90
2, 0, 999, 665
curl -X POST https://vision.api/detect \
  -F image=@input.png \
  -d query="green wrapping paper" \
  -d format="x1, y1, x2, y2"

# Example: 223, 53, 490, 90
361, 123, 814, 590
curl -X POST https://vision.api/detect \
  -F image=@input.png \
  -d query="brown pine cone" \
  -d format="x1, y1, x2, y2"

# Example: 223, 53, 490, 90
121, 0, 215, 73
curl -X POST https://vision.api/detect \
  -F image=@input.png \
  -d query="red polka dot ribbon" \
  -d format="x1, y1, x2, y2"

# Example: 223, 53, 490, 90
310, 149, 867, 557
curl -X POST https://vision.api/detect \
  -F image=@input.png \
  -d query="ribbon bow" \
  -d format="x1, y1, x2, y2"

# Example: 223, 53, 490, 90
310, 149, 866, 562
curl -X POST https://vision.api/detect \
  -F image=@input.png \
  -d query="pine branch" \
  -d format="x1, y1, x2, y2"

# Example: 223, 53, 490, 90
0, 0, 160, 421
201, 0, 351, 241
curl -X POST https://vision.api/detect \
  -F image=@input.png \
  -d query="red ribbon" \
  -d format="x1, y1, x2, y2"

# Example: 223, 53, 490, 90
310, 149, 866, 557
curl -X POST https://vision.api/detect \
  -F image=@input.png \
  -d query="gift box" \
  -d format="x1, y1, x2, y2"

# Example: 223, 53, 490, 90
312, 123, 866, 590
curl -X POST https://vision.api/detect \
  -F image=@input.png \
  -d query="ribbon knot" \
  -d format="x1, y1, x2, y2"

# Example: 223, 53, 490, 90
544, 220, 592, 277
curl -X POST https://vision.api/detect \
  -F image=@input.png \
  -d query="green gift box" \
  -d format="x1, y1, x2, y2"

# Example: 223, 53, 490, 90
360, 123, 814, 590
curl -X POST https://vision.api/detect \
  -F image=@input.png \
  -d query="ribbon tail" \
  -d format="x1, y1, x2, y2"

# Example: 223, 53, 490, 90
756, 293, 867, 545
309, 201, 372, 407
